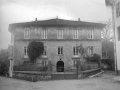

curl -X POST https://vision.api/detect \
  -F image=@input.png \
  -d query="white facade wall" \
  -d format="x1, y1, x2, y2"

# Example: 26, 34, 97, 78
114, 0, 120, 72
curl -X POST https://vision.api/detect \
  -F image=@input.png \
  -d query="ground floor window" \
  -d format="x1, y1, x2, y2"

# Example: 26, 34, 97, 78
87, 46, 93, 55
42, 60, 47, 66
73, 60, 77, 67
42, 46, 47, 56
73, 46, 79, 56
58, 46, 63, 55
24, 46, 28, 58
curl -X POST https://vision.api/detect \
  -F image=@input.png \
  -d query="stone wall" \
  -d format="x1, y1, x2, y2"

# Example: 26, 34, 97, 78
13, 71, 51, 82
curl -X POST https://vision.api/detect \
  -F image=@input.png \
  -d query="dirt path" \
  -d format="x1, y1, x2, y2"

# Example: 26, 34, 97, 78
0, 71, 120, 90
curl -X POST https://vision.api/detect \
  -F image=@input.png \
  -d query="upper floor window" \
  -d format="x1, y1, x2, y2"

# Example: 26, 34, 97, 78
24, 30, 30, 39
58, 46, 63, 55
87, 46, 93, 55
73, 30, 79, 39
57, 30, 63, 39
73, 46, 79, 56
118, 26, 120, 41
24, 46, 28, 58
116, 2, 120, 18
88, 30, 93, 39
42, 30, 47, 39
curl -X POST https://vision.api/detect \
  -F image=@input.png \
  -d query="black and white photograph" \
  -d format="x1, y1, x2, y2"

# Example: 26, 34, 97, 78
0, 0, 120, 90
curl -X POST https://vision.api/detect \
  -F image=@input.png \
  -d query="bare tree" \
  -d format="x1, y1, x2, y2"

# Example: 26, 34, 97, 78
101, 19, 113, 41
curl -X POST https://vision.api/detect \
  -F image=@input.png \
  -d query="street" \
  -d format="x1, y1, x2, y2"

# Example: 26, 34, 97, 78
0, 71, 120, 90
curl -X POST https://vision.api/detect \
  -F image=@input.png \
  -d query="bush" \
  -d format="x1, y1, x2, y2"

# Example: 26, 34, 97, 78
101, 59, 115, 70
27, 41, 44, 63
80, 62, 98, 71
37, 66, 48, 71
85, 53, 101, 67
0, 62, 9, 76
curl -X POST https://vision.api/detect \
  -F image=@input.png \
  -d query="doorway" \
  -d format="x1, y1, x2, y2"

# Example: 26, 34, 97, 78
56, 61, 64, 72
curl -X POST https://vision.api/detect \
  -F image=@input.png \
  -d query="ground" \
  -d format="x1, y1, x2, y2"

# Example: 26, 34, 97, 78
0, 71, 120, 90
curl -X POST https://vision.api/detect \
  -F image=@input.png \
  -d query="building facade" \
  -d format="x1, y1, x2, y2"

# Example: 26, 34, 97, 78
9, 18, 105, 72
114, 0, 120, 74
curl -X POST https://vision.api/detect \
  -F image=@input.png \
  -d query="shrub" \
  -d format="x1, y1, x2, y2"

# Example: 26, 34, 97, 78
0, 62, 9, 76
37, 66, 48, 71
85, 53, 101, 67
27, 41, 44, 63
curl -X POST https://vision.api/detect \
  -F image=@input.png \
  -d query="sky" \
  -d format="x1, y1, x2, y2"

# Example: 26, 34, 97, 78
0, 0, 111, 49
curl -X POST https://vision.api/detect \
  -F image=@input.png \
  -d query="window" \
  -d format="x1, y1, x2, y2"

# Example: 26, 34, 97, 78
73, 46, 79, 56
42, 30, 47, 39
118, 27, 120, 41
58, 46, 63, 55
42, 46, 47, 56
57, 30, 63, 39
116, 2, 120, 18
88, 30, 93, 39
73, 30, 78, 39
87, 46, 93, 55
102, 51, 108, 59
73, 60, 77, 67
24, 30, 30, 39
24, 47, 28, 58
42, 60, 47, 66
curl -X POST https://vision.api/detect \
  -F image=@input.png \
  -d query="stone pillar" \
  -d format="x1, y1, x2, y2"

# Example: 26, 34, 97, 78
9, 59, 13, 77
48, 60, 52, 73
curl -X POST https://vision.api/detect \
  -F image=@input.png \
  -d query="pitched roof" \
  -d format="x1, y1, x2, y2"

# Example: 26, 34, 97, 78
9, 19, 106, 32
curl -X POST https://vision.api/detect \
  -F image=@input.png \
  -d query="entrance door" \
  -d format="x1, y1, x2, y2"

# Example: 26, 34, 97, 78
57, 61, 64, 72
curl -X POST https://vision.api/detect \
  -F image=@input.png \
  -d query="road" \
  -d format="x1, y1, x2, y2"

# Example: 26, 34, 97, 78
0, 71, 120, 90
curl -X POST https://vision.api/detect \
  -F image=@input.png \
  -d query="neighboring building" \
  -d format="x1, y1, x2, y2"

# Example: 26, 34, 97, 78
0, 29, 1, 49
8, 18, 105, 72
113, 0, 120, 74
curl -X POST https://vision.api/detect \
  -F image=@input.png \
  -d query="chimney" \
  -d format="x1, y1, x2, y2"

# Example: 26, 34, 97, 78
78, 18, 80, 21
35, 18, 37, 21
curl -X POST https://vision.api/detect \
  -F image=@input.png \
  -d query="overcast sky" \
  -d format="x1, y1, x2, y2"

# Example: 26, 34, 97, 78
0, 0, 111, 49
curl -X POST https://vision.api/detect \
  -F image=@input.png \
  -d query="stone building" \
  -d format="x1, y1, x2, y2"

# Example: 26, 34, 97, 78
8, 18, 105, 72
113, 0, 120, 74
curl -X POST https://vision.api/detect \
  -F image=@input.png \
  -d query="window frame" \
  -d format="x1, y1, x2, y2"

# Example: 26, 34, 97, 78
42, 30, 47, 39
42, 46, 47, 56
87, 46, 93, 55
73, 46, 79, 56
58, 46, 63, 55
24, 30, 30, 39
57, 30, 63, 39
73, 30, 79, 39
24, 46, 28, 58
42, 60, 47, 66
73, 60, 77, 67
87, 30, 93, 39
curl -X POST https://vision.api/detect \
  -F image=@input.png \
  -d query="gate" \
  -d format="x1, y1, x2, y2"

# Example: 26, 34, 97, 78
51, 64, 78, 80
